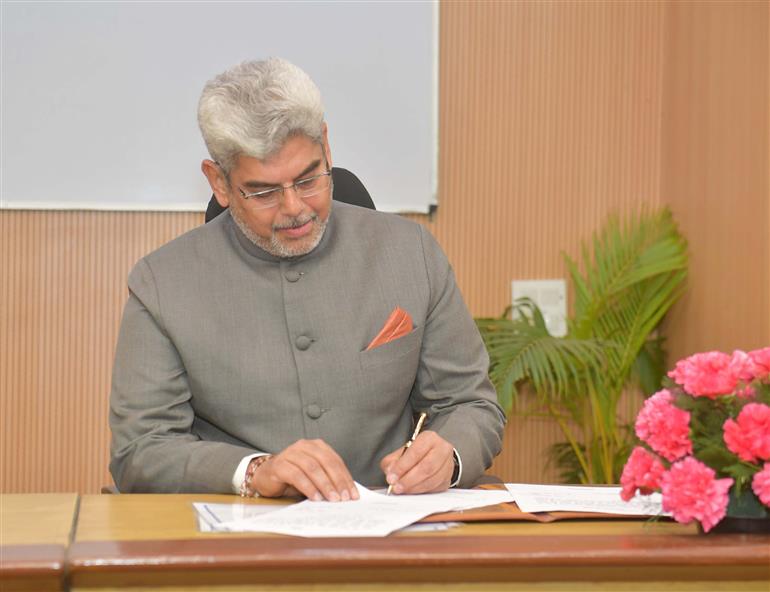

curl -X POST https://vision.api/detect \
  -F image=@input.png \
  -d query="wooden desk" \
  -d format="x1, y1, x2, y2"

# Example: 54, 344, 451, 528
68, 494, 770, 591
0, 493, 79, 592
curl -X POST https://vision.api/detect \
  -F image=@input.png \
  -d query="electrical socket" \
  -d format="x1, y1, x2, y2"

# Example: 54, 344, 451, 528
511, 279, 567, 337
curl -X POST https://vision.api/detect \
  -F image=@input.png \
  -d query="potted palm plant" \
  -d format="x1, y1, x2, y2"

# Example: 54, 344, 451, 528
477, 207, 689, 484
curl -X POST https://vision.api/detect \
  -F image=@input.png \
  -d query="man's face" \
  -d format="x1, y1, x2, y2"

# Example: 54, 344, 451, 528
208, 133, 333, 258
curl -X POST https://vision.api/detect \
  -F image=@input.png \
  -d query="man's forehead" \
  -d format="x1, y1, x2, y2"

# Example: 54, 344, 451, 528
232, 138, 325, 184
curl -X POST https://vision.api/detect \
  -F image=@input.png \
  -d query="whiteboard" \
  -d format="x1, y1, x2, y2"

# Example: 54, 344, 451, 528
1, 1, 437, 213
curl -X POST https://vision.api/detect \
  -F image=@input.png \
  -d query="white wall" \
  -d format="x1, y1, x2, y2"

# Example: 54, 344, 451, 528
1, 1, 437, 213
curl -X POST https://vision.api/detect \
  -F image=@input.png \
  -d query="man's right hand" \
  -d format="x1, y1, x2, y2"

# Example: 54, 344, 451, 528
250, 439, 359, 502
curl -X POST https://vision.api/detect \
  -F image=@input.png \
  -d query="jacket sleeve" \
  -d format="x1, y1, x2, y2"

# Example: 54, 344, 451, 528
410, 225, 507, 487
109, 258, 257, 493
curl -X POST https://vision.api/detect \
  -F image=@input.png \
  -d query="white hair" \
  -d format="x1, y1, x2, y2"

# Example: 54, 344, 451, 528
197, 58, 325, 174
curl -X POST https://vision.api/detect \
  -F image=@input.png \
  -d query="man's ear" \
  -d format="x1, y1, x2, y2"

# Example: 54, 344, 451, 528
201, 159, 230, 208
321, 123, 332, 169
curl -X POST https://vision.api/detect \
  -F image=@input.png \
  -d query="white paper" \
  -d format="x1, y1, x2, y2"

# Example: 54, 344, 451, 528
505, 483, 668, 516
210, 483, 514, 537
193, 502, 283, 532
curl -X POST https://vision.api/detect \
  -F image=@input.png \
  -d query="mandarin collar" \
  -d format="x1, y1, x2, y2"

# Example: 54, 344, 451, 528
226, 206, 334, 264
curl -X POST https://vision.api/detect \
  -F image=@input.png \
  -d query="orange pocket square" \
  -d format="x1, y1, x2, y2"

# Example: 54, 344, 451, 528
366, 307, 413, 351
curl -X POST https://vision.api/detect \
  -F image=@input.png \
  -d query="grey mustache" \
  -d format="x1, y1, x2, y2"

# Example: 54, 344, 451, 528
274, 214, 317, 230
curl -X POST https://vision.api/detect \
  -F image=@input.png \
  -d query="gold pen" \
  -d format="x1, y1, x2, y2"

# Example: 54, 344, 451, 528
386, 412, 428, 495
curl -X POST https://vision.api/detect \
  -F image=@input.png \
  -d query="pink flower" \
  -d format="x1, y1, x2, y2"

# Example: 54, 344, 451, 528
668, 351, 743, 398
620, 447, 666, 501
752, 464, 770, 507
723, 403, 770, 462
749, 347, 770, 380
661, 457, 734, 533
735, 385, 756, 399
728, 350, 759, 382
635, 390, 692, 461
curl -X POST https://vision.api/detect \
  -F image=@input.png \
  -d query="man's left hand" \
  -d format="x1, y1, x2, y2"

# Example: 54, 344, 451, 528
379, 430, 454, 494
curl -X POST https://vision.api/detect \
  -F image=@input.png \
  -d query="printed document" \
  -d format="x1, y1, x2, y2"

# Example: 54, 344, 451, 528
505, 483, 667, 515
197, 483, 513, 537
194, 502, 283, 532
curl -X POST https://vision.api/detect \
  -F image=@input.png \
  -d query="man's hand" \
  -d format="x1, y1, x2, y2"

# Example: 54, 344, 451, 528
250, 439, 359, 502
380, 430, 455, 495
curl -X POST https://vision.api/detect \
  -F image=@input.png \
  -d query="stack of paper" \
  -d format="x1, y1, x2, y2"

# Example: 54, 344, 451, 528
194, 483, 514, 537
193, 482, 667, 538
505, 483, 667, 516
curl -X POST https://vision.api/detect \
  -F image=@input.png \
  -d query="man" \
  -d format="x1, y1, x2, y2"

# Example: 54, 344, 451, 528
109, 58, 505, 501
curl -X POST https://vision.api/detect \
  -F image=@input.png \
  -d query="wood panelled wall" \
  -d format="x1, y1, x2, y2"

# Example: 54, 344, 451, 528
411, 0, 666, 484
2, 0, 768, 493
660, 0, 770, 357
1, 212, 202, 493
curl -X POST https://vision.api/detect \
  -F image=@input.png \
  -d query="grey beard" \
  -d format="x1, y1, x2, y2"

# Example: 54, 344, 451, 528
230, 207, 329, 259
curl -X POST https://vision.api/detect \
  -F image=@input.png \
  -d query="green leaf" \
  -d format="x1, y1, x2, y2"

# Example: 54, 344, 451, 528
477, 312, 607, 414
633, 334, 667, 395
695, 444, 737, 473
722, 463, 759, 482
476, 206, 689, 484
547, 441, 586, 484
754, 384, 770, 406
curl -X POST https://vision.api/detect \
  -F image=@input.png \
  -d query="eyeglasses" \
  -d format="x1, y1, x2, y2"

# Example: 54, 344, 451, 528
238, 169, 332, 211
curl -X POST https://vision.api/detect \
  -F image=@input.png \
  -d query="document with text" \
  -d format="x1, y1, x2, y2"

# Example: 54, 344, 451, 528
505, 483, 668, 515
197, 484, 514, 537
193, 501, 283, 532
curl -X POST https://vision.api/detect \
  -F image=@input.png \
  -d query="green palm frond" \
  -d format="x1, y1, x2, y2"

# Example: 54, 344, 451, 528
477, 299, 606, 415
633, 334, 668, 395
568, 207, 688, 344
567, 207, 688, 391
476, 207, 689, 484
547, 441, 585, 484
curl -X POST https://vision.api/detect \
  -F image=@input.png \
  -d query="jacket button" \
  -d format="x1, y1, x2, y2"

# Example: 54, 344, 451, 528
295, 335, 312, 351
306, 404, 322, 419
285, 270, 301, 282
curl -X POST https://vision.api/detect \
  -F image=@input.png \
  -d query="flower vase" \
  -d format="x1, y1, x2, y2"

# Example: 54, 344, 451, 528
707, 488, 770, 534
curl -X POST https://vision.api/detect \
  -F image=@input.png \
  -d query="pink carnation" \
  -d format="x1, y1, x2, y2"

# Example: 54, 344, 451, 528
735, 385, 756, 399
668, 351, 746, 398
635, 390, 692, 461
723, 403, 770, 462
749, 347, 770, 380
620, 446, 666, 501
728, 349, 758, 382
752, 464, 770, 507
661, 457, 734, 533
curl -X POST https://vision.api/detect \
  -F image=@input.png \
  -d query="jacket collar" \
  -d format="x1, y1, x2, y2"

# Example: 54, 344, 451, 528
226, 206, 334, 264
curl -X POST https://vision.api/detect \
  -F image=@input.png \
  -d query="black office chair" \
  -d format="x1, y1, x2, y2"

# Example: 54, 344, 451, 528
205, 167, 375, 223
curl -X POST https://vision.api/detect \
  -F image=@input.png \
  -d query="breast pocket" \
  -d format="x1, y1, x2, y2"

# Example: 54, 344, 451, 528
358, 325, 425, 412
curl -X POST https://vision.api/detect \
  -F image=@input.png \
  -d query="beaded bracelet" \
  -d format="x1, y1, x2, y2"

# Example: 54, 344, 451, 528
239, 454, 273, 498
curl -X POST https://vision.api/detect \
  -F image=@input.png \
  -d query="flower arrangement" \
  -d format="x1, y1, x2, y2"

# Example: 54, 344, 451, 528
620, 347, 770, 532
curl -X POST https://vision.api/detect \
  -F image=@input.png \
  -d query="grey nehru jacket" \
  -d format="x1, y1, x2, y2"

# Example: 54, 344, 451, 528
109, 202, 505, 493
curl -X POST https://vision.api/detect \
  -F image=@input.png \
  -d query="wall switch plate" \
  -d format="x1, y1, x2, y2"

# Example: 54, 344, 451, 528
511, 279, 568, 337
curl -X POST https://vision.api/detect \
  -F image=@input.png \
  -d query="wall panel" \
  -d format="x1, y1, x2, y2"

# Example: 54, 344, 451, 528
421, 1, 665, 322
660, 0, 770, 358
410, 0, 666, 484
1, 212, 202, 493
3, 1, 766, 493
